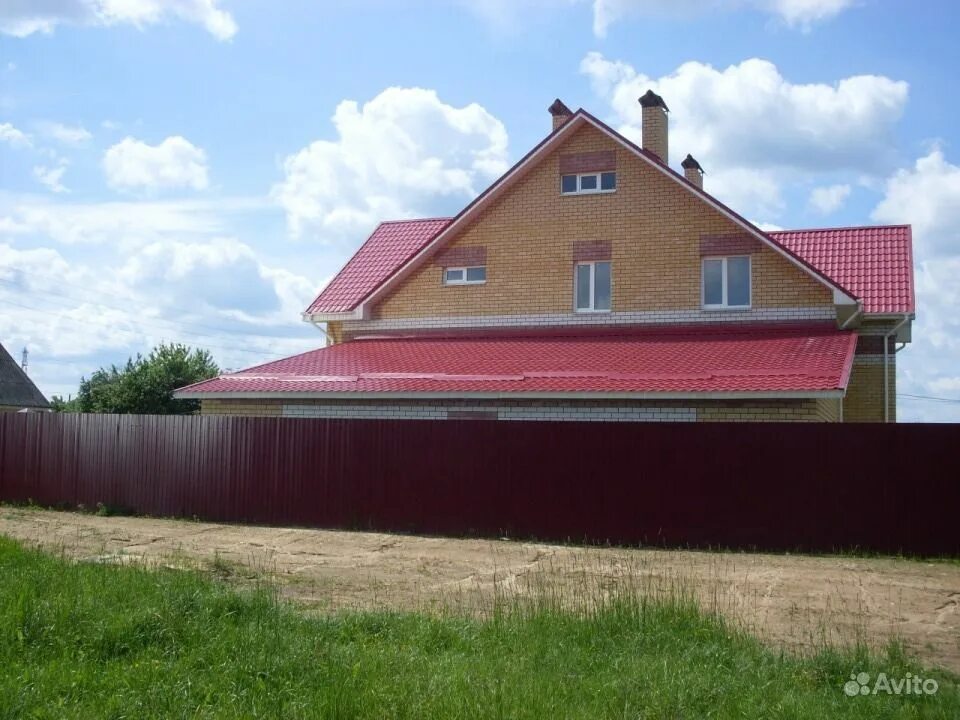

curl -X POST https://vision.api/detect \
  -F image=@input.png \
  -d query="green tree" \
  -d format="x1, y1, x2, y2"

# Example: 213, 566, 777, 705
75, 344, 219, 415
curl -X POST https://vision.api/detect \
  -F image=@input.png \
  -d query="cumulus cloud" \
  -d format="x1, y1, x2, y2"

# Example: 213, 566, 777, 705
871, 149, 960, 258
580, 53, 907, 217
808, 183, 850, 214
0, 121, 31, 148
591, 0, 856, 36
271, 87, 510, 240
0, 0, 237, 40
103, 136, 209, 191
867, 148, 960, 421
40, 121, 92, 145
33, 159, 70, 193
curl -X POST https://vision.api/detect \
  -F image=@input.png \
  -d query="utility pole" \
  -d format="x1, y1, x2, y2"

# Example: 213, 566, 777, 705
21, 347, 28, 374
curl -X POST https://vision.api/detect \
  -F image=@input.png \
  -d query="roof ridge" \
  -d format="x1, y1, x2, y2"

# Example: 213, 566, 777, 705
379, 217, 453, 225
769, 223, 911, 234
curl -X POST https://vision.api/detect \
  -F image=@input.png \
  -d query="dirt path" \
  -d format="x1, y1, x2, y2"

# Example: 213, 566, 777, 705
2, 507, 958, 673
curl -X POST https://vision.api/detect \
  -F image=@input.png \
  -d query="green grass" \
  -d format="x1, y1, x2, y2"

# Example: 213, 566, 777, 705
0, 537, 956, 719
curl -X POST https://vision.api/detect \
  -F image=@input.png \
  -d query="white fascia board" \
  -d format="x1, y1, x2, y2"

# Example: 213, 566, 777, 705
175, 389, 843, 401
301, 308, 364, 323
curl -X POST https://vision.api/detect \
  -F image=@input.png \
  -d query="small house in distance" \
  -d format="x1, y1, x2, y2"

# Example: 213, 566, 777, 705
0, 343, 50, 413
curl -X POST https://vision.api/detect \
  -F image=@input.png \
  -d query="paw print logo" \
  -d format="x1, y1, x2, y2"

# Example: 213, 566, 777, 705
844, 672, 871, 697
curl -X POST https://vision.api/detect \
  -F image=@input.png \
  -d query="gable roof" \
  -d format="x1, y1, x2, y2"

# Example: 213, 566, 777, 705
303, 108, 860, 320
176, 323, 857, 400
0, 343, 49, 409
770, 225, 914, 315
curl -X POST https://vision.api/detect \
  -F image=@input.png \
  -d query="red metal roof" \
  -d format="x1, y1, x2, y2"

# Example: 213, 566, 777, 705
770, 225, 914, 314
177, 324, 857, 397
305, 218, 451, 314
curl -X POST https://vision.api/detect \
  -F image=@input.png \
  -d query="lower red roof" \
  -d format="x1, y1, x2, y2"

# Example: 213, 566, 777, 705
177, 324, 857, 398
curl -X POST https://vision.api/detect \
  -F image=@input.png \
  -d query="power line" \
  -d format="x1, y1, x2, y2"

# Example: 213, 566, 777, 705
897, 393, 960, 404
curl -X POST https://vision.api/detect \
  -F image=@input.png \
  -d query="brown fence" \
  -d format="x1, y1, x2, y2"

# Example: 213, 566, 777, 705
1, 413, 957, 555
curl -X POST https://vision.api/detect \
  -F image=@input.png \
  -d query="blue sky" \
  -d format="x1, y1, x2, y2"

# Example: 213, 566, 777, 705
1, 0, 959, 420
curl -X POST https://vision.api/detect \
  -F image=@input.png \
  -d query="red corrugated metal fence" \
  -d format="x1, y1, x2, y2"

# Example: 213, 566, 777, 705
1, 413, 957, 554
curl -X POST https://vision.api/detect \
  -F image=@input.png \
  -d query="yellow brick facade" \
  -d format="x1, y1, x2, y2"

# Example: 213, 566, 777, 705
373, 124, 832, 320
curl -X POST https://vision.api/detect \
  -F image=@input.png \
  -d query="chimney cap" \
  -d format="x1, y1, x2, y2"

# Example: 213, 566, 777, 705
638, 90, 669, 112
548, 98, 573, 117
681, 154, 704, 173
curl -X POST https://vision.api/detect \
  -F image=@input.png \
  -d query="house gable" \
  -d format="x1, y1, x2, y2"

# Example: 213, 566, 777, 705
370, 121, 835, 322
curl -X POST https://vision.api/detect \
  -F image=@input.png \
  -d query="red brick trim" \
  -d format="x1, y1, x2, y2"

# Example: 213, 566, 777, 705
573, 241, 612, 262
700, 234, 763, 256
434, 246, 487, 267
559, 151, 616, 174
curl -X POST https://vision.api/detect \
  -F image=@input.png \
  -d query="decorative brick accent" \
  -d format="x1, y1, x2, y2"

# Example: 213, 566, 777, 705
434, 246, 487, 267
572, 240, 612, 262
699, 233, 763, 256
558, 151, 616, 174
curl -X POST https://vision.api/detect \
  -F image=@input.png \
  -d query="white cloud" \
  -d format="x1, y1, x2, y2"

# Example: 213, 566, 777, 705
580, 53, 907, 217
868, 149, 960, 422
0, 121, 31, 148
871, 149, 960, 258
40, 121, 92, 145
808, 183, 850, 214
33, 160, 70, 193
591, 0, 856, 36
0, 0, 237, 40
272, 86, 510, 240
103, 135, 209, 191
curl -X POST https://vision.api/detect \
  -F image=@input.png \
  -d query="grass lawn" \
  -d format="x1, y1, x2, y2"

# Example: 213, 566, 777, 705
0, 537, 956, 719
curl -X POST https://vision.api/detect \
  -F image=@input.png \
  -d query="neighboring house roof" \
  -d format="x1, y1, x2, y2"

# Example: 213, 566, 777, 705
306, 218, 452, 314
176, 324, 857, 399
304, 108, 860, 319
770, 225, 915, 315
0, 343, 49, 409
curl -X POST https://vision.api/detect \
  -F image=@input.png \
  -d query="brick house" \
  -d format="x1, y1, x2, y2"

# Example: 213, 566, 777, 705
177, 94, 914, 422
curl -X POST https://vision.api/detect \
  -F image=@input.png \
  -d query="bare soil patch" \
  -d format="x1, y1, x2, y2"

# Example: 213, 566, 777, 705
2, 507, 957, 673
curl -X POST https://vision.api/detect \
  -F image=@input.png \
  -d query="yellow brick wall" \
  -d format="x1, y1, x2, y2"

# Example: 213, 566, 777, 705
373, 123, 833, 320
843, 358, 894, 423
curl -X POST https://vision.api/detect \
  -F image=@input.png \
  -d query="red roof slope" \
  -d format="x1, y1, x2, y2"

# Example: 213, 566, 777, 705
770, 225, 914, 314
177, 325, 857, 397
306, 218, 451, 314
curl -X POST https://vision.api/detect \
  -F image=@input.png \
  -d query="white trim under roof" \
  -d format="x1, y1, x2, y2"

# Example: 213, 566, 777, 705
176, 389, 844, 401
303, 110, 856, 323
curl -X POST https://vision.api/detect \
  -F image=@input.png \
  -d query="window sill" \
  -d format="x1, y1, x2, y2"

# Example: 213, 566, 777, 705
702, 305, 752, 312
561, 190, 617, 197
574, 308, 612, 314
444, 281, 486, 287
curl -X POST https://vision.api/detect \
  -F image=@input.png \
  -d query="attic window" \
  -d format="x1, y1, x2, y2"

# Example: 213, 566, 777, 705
561, 172, 616, 195
444, 266, 486, 285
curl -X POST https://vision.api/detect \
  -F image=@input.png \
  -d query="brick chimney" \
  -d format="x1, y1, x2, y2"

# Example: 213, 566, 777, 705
548, 98, 573, 131
681, 154, 704, 189
639, 90, 669, 163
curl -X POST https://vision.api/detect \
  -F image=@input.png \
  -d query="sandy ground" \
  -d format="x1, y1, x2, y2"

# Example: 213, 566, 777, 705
2, 507, 958, 674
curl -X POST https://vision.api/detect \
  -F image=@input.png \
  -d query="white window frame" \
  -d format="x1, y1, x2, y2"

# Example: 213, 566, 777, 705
701, 255, 752, 310
443, 266, 486, 286
574, 261, 612, 313
561, 171, 616, 196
